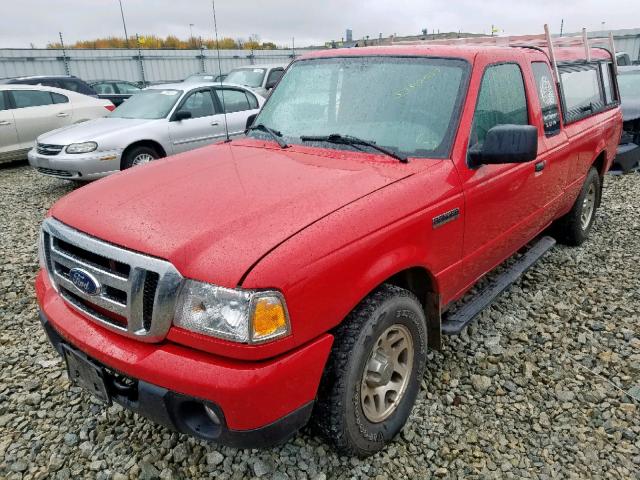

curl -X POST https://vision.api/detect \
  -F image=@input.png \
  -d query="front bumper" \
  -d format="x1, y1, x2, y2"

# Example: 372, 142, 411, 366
28, 147, 122, 180
36, 271, 333, 445
613, 142, 640, 173
40, 311, 315, 448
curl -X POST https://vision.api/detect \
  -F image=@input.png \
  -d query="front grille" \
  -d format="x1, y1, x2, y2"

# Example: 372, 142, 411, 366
42, 218, 183, 342
37, 167, 73, 177
37, 143, 64, 156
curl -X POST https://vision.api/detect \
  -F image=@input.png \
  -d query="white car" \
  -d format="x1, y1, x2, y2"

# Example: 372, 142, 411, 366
225, 64, 287, 97
0, 84, 114, 164
28, 82, 264, 180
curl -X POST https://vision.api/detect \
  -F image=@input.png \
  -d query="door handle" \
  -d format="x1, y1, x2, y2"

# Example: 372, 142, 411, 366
535, 161, 545, 172
210, 121, 219, 126
56, 112, 70, 118
0, 120, 11, 126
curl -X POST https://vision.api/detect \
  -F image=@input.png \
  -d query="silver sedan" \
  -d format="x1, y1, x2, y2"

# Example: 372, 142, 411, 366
28, 82, 264, 180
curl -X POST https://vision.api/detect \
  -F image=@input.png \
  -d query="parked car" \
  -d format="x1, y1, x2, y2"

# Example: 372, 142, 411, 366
36, 43, 621, 455
28, 82, 263, 180
613, 66, 640, 172
225, 64, 286, 97
89, 80, 141, 106
0, 85, 114, 164
184, 73, 227, 83
0, 75, 98, 97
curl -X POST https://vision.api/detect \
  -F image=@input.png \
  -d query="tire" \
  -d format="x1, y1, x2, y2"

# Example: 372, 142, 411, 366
553, 167, 600, 246
121, 145, 159, 170
313, 284, 428, 457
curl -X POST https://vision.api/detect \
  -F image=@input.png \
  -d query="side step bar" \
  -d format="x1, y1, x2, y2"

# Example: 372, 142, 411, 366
441, 236, 556, 336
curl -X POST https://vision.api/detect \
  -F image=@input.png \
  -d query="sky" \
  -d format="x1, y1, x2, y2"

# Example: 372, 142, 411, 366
0, 0, 638, 48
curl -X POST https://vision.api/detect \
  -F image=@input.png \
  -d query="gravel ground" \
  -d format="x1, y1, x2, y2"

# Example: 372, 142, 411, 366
0, 162, 639, 480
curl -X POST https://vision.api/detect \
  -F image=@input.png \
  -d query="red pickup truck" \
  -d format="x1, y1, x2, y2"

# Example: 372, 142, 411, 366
36, 42, 621, 456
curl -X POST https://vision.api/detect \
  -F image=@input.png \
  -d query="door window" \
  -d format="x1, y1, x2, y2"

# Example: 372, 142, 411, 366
94, 83, 116, 94
470, 63, 528, 149
51, 92, 69, 104
216, 89, 252, 113
266, 69, 284, 88
531, 62, 561, 136
179, 90, 215, 119
116, 82, 141, 94
11, 90, 54, 108
0, 92, 6, 111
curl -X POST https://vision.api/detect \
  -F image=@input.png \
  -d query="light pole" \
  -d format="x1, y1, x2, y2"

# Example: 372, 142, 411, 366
118, 0, 129, 48
189, 23, 195, 46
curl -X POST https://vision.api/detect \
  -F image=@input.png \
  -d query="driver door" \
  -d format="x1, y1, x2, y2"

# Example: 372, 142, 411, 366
458, 58, 547, 287
168, 88, 226, 154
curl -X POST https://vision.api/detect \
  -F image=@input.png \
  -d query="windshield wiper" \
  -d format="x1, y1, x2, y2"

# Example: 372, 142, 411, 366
299, 133, 408, 163
248, 123, 288, 149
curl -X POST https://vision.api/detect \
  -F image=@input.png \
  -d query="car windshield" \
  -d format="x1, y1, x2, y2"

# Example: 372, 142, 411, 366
185, 74, 216, 83
109, 89, 182, 119
250, 57, 469, 158
225, 68, 266, 88
618, 71, 640, 100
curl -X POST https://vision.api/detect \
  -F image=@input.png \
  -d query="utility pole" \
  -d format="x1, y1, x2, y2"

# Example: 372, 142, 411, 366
189, 23, 195, 46
118, 0, 130, 48
59, 32, 70, 76
560, 19, 564, 37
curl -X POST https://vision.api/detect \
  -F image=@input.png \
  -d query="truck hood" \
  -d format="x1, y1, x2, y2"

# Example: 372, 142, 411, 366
50, 142, 415, 286
38, 117, 157, 144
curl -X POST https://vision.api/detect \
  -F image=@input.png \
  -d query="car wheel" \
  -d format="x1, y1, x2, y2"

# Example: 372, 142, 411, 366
554, 167, 600, 246
313, 284, 428, 457
121, 146, 159, 170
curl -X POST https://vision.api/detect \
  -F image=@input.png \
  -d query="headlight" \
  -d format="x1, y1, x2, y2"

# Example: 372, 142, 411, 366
66, 141, 97, 154
174, 280, 290, 344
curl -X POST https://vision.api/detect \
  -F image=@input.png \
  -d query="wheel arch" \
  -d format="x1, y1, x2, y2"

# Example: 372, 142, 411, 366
120, 140, 167, 169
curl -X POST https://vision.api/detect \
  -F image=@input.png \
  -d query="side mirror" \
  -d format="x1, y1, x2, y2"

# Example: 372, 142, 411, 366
265, 79, 277, 90
173, 110, 192, 122
468, 124, 538, 167
245, 113, 257, 131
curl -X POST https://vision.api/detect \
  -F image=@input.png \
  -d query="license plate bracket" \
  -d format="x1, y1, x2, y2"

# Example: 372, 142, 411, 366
62, 345, 111, 404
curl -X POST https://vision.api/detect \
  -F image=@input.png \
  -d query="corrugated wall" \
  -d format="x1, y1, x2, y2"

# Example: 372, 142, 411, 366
0, 48, 318, 83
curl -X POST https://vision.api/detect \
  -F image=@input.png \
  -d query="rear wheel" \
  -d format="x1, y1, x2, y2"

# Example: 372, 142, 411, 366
313, 284, 428, 457
121, 145, 159, 170
554, 167, 600, 246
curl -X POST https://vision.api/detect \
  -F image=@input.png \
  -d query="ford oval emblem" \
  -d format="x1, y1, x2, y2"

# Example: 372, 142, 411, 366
68, 268, 101, 296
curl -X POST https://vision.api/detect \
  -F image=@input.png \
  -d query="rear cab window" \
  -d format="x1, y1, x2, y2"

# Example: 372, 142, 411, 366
531, 62, 561, 136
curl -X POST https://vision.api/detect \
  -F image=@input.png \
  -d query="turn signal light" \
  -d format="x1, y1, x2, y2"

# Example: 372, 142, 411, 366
251, 295, 288, 342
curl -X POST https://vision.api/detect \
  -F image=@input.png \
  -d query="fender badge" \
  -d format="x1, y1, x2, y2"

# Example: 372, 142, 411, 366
432, 208, 460, 229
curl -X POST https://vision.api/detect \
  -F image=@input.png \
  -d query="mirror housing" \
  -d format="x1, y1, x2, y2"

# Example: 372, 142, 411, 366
468, 124, 538, 167
173, 110, 192, 122
245, 113, 257, 131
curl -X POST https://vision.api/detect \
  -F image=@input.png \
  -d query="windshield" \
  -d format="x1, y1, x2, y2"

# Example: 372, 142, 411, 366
185, 74, 215, 83
225, 68, 266, 88
250, 56, 469, 158
618, 72, 640, 100
109, 89, 182, 119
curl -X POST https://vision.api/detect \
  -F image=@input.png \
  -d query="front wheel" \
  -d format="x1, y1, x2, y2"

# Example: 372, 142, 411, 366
313, 284, 428, 456
121, 145, 159, 170
553, 167, 600, 246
